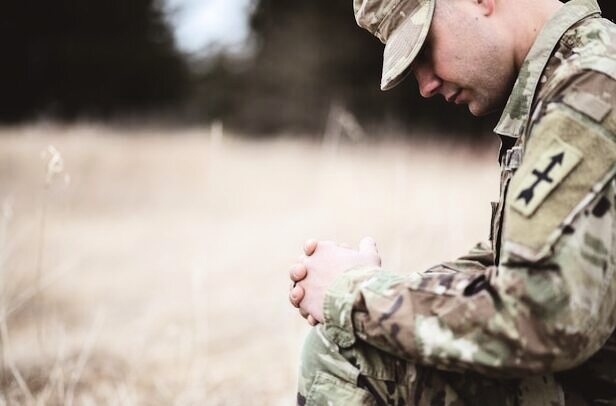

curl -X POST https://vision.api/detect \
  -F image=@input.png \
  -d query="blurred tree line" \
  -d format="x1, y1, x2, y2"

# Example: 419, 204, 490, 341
7, 0, 188, 122
5, 0, 615, 135
195, 0, 484, 135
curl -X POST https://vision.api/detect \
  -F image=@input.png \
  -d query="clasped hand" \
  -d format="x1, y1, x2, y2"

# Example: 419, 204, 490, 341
288, 237, 381, 326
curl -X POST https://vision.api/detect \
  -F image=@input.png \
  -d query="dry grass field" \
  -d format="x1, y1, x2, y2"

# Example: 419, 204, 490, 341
0, 124, 499, 405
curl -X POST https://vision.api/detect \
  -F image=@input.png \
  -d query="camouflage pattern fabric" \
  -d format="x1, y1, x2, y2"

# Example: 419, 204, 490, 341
298, 295, 563, 406
299, 0, 616, 404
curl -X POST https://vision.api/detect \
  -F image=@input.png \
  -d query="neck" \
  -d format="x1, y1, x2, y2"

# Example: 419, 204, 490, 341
509, 0, 564, 70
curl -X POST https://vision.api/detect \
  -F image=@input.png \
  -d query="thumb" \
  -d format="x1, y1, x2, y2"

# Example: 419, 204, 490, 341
358, 237, 378, 257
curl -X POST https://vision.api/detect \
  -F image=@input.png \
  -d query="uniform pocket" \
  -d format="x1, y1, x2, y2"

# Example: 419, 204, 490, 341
306, 371, 377, 406
344, 340, 418, 405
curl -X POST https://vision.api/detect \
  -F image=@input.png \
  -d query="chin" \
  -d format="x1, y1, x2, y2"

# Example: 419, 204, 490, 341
468, 102, 486, 117
468, 99, 499, 117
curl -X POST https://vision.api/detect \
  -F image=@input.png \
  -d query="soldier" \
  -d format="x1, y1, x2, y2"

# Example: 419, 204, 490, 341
288, 0, 616, 404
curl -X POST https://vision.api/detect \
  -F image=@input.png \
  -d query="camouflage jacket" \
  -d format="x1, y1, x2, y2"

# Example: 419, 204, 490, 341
322, 0, 616, 401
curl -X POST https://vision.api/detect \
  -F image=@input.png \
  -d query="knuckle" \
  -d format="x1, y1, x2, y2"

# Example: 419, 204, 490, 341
290, 265, 301, 280
304, 239, 316, 253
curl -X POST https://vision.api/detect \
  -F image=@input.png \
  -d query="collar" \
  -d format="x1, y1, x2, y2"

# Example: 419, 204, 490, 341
494, 0, 602, 138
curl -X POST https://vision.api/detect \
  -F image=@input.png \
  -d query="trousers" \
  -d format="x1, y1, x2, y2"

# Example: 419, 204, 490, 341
297, 325, 566, 406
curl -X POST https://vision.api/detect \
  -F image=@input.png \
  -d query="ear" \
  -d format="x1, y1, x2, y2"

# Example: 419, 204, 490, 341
477, 0, 496, 17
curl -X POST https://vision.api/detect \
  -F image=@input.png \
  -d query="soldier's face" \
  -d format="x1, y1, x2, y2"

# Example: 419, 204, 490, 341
411, 0, 516, 116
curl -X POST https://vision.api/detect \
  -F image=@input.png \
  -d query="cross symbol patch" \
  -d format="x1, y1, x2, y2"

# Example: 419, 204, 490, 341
516, 151, 564, 205
511, 138, 582, 217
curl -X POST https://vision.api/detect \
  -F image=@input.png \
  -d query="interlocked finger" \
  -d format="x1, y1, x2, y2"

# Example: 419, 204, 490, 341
307, 315, 318, 326
289, 263, 307, 282
289, 285, 304, 308
303, 239, 318, 256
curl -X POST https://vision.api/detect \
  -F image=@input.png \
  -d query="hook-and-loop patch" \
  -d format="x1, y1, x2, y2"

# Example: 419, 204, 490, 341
511, 138, 582, 217
504, 107, 616, 258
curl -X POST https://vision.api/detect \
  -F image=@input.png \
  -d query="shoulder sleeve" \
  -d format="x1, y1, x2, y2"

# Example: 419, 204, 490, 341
497, 69, 616, 371
503, 70, 616, 262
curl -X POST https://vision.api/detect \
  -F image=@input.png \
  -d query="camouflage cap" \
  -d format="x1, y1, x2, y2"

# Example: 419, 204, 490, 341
354, 0, 435, 90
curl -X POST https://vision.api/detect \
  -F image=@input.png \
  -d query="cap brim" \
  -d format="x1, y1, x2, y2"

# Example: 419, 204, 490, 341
380, 0, 435, 91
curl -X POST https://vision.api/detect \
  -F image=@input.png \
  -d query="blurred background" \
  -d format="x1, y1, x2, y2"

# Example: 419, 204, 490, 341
1, 0, 614, 404
12, 0, 614, 134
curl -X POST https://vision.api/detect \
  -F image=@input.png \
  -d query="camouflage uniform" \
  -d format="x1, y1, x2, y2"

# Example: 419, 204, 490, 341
298, 0, 616, 404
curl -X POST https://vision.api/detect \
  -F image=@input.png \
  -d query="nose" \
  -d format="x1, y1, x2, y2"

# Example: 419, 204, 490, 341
413, 63, 442, 98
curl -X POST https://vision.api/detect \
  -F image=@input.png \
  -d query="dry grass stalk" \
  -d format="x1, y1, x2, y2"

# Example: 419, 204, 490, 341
0, 124, 498, 404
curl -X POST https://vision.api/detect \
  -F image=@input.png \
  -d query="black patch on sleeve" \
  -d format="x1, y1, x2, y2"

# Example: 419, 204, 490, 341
592, 196, 611, 218
463, 275, 488, 296
562, 225, 576, 235
297, 393, 306, 406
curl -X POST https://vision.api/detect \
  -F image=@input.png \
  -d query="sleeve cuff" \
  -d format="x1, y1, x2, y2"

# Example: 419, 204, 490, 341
322, 266, 381, 348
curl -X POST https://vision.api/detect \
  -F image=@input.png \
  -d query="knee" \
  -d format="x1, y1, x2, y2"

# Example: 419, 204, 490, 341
297, 326, 362, 403
298, 326, 348, 390
297, 326, 395, 405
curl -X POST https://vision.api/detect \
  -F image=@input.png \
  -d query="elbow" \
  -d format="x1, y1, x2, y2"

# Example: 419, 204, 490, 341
493, 265, 611, 375
479, 299, 610, 377
546, 318, 613, 373
505, 314, 612, 376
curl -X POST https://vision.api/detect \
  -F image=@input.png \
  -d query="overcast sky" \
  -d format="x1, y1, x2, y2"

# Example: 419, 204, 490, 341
164, 0, 253, 54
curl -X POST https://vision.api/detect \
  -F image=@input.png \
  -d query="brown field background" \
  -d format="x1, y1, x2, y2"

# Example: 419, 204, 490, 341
0, 125, 499, 405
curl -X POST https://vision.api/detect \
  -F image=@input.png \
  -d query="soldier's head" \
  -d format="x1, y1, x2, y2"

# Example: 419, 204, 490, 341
355, 0, 563, 116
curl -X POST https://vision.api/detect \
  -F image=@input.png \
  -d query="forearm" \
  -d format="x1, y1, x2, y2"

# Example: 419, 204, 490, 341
324, 264, 581, 378
323, 264, 543, 378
